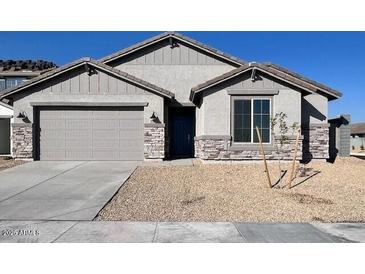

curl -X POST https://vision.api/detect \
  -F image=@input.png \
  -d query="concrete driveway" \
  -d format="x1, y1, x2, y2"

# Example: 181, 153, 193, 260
0, 161, 137, 221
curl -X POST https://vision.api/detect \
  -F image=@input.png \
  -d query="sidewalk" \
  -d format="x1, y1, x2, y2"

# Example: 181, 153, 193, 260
1, 221, 363, 243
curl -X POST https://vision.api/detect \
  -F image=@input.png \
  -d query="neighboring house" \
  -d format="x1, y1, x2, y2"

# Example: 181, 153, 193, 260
0, 32, 342, 161
0, 60, 56, 155
350, 123, 365, 151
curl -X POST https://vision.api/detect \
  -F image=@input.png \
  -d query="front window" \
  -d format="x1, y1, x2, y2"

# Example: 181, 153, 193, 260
233, 98, 271, 143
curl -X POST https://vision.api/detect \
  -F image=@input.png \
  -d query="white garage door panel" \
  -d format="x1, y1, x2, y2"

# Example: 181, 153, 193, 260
42, 150, 66, 160
38, 107, 144, 160
93, 120, 119, 129
66, 120, 93, 129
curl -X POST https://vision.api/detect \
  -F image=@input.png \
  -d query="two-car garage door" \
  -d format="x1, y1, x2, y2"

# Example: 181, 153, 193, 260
37, 107, 144, 160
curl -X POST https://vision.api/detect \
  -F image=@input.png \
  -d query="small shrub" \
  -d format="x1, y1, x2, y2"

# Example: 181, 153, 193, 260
270, 112, 300, 186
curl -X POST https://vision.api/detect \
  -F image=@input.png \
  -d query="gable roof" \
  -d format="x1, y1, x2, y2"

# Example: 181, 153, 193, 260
0, 58, 174, 100
190, 62, 342, 101
99, 32, 247, 66
351, 123, 365, 135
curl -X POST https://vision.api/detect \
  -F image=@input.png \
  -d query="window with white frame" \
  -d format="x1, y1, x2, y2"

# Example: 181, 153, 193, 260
233, 98, 271, 143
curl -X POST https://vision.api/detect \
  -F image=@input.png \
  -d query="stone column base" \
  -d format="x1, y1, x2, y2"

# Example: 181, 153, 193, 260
144, 123, 165, 160
302, 124, 330, 160
12, 123, 33, 159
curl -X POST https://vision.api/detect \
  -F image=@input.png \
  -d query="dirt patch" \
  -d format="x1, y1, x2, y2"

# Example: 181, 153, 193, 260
0, 158, 25, 172
282, 193, 334, 205
97, 157, 365, 222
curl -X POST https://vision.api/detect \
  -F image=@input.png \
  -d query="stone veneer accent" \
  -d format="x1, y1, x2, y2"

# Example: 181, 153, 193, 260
194, 135, 303, 160
302, 124, 329, 160
164, 121, 170, 159
144, 123, 165, 160
12, 123, 33, 159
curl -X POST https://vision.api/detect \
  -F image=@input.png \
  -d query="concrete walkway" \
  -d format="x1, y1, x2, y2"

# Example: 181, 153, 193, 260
140, 158, 195, 167
0, 221, 362, 243
0, 161, 137, 221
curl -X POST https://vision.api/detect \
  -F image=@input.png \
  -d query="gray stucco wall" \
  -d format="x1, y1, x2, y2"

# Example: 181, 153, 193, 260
273, 90, 301, 132
202, 87, 230, 135
196, 100, 205, 136
10, 66, 164, 125
302, 94, 328, 125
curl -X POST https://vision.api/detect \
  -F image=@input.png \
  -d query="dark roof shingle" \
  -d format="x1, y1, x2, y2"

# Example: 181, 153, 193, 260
0, 60, 56, 72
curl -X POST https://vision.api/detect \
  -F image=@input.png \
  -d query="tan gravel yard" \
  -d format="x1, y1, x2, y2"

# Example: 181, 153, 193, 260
0, 158, 25, 171
97, 157, 365, 222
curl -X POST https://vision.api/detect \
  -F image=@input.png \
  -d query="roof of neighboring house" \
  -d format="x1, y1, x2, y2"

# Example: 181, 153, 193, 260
0, 60, 57, 77
0, 58, 175, 100
190, 62, 342, 101
99, 32, 247, 66
351, 123, 365, 135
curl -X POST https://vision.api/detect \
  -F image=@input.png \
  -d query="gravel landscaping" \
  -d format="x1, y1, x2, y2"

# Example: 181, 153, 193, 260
97, 157, 365, 222
0, 158, 25, 172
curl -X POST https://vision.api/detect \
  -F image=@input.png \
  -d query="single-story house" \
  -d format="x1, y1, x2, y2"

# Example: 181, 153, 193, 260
0, 60, 56, 155
350, 123, 365, 151
0, 32, 342, 161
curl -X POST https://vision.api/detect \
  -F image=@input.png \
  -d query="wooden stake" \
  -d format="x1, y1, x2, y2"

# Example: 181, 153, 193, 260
288, 128, 301, 188
256, 126, 272, 188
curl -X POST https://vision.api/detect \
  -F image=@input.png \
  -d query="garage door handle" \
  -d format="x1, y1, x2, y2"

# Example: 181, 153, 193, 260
187, 134, 190, 143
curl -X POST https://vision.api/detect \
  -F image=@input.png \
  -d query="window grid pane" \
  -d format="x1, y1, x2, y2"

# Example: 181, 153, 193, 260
234, 99, 270, 143
233, 99, 251, 142
253, 99, 270, 143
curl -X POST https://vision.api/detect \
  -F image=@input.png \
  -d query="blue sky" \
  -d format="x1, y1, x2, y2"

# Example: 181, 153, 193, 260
0, 31, 363, 122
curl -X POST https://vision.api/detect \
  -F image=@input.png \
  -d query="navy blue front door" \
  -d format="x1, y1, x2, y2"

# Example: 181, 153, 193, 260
169, 107, 195, 158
